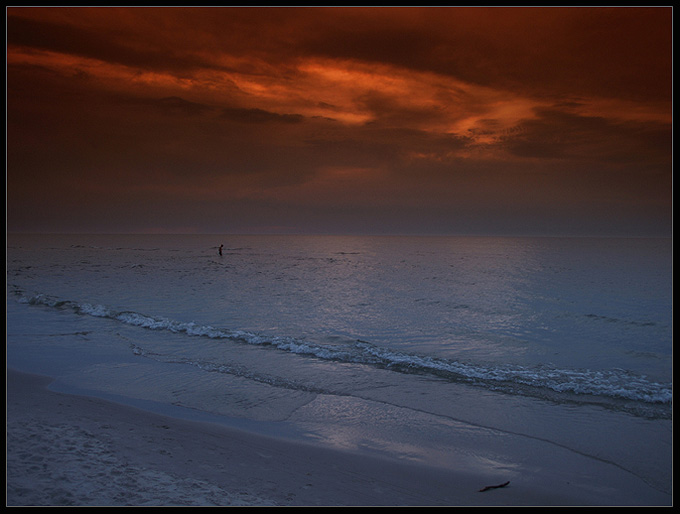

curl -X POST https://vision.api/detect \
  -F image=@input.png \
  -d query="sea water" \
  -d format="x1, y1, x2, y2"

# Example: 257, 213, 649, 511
6, 234, 673, 497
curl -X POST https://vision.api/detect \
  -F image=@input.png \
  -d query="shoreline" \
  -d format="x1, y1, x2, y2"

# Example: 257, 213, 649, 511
6, 368, 671, 506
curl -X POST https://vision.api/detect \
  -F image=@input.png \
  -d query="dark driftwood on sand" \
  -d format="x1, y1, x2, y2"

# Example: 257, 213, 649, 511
478, 481, 510, 492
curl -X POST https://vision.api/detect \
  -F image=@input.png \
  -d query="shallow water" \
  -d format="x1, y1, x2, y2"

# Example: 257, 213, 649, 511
6, 234, 673, 497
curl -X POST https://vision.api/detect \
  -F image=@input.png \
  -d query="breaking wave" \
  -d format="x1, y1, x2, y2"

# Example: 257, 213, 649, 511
17, 290, 672, 413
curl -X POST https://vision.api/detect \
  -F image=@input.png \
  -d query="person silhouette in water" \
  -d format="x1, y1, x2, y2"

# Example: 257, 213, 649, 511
218, 244, 224, 256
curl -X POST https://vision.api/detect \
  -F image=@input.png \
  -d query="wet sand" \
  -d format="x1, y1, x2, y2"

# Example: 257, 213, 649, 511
6, 369, 670, 506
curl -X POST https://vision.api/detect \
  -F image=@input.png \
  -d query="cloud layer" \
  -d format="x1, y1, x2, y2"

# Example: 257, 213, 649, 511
7, 7, 672, 235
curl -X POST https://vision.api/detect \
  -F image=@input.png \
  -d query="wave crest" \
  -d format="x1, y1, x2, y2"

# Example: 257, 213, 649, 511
16, 290, 673, 411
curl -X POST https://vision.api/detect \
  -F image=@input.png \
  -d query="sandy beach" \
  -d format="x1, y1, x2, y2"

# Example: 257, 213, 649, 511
6, 368, 671, 507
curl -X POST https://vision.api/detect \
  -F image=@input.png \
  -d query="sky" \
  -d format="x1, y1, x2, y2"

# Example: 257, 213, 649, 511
6, 7, 673, 236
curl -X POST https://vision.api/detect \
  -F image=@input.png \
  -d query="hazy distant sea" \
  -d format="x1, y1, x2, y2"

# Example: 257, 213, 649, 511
6, 234, 673, 494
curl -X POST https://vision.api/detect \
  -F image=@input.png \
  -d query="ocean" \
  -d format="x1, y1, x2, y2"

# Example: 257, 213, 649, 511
6, 234, 673, 497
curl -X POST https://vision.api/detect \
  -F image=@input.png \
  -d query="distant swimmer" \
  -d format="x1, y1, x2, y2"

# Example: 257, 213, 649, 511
218, 244, 224, 256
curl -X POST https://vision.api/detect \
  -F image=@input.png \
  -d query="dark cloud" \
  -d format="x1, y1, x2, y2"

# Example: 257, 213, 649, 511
7, 13, 215, 74
9, 7, 671, 102
286, 7, 672, 102
115, 96, 216, 117
219, 107, 305, 124
6, 7, 672, 236
502, 107, 672, 166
